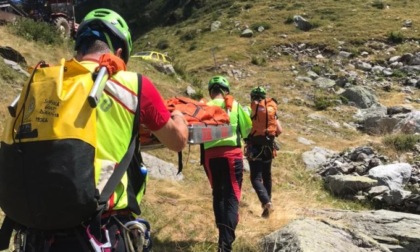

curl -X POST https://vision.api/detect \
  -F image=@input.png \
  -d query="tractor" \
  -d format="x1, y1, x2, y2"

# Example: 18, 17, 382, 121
0, 0, 78, 38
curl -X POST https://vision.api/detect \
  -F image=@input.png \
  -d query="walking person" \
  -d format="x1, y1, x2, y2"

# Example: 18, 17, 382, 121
246, 87, 282, 218
202, 76, 252, 252
0, 8, 188, 251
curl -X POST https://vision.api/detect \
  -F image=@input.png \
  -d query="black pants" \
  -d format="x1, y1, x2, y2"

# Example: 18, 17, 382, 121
249, 158, 272, 206
20, 216, 131, 252
204, 147, 244, 252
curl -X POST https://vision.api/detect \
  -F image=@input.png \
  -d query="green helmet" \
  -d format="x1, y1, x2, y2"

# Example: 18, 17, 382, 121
250, 86, 266, 99
208, 76, 230, 92
75, 8, 133, 63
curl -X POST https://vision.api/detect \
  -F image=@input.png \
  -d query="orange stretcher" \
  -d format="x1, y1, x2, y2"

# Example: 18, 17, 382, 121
140, 123, 233, 150
140, 96, 233, 150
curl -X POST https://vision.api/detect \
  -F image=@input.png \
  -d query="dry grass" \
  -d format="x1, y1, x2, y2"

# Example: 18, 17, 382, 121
137, 149, 367, 251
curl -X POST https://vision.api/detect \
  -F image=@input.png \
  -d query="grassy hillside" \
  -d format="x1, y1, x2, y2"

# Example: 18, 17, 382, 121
1, 0, 420, 251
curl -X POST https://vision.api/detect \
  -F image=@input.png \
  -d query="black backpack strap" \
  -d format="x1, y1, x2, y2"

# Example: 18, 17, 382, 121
90, 74, 142, 239
177, 151, 183, 175
200, 143, 205, 166
251, 102, 259, 120
265, 99, 268, 135
0, 216, 15, 250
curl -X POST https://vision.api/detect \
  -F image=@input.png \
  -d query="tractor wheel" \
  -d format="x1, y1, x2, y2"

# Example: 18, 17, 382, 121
53, 17, 70, 38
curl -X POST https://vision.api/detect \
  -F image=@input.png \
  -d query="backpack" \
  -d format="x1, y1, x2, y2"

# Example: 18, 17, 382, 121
249, 97, 278, 145
0, 58, 142, 237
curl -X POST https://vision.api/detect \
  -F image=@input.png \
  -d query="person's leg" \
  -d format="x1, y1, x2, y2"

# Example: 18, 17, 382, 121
208, 157, 230, 250
249, 159, 270, 205
223, 157, 243, 251
260, 159, 274, 218
209, 156, 243, 252
206, 158, 225, 225
261, 159, 273, 202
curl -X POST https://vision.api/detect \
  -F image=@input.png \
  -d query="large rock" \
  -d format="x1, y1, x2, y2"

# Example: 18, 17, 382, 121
325, 175, 378, 196
368, 163, 412, 190
293, 15, 313, 31
261, 209, 420, 252
314, 77, 336, 89
341, 86, 378, 109
261, 218, 384, 252
393, 111, 420, 134
0, 46, 27, 65
362, 116, 401, 135
302, 147, 336, 170
141, 152, 183, 181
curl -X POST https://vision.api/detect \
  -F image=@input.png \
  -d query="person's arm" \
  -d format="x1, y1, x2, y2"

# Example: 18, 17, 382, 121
276, 119, 283, 136
140, 77, 188, 152
152, 110, 188, 152
237, 102, 252, 138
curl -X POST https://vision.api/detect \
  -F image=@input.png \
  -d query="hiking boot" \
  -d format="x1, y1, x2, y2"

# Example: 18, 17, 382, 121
261, 202, 273, 218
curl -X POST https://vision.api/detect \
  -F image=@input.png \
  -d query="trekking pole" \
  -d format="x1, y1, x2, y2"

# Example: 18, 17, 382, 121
8, 94, 21, 117
88, 66, 109, 108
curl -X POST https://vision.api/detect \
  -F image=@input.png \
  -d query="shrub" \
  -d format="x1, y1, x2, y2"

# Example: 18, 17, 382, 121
250, 22, 271, 31
383, 134, 420, 152
310, 20, 321, 29
180, 30, 197, 42
172, 60, 188, 80
227, 4, 242, 18
251, 56, 266, 66
313, 90, 338, 110
188, 42, 198, 51
284, 16, 294, 24
388, 31, 404, 44
372, 0, 385, 9
311, 65, 323, 75
190, 76, 203, 88
392, 69, 407, 78
244, 3, 253, 10
8, 18, 64, 45
314, 96, 333, 110
190, 89, 204, 100
156, 39, 170, 50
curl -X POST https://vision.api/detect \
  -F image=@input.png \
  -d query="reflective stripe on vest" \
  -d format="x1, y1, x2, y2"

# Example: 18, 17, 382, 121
204, 99, 241, 149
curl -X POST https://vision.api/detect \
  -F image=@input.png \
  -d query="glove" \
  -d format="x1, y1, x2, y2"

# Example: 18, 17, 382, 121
96, 53, 127, 76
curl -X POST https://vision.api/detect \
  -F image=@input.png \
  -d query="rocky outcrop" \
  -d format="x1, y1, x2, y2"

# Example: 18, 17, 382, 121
142, 152, 183, 181
310, 146, 420, 213
261, 209, 420, 252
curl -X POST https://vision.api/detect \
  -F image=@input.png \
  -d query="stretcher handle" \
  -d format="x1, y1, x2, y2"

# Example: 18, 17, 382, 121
8, 94, 21, 117
88, 66, 108, 108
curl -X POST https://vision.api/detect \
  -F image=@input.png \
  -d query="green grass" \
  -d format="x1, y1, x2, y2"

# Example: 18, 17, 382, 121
383, 134, 420, 152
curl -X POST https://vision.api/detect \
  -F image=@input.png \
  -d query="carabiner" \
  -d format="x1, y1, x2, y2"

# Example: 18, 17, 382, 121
124, 219, 151, 252
85, 225, 112, 252
13, 229, 26, 252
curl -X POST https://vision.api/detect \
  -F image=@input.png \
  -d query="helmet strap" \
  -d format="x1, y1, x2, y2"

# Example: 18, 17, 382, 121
103, 32, 115, 53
